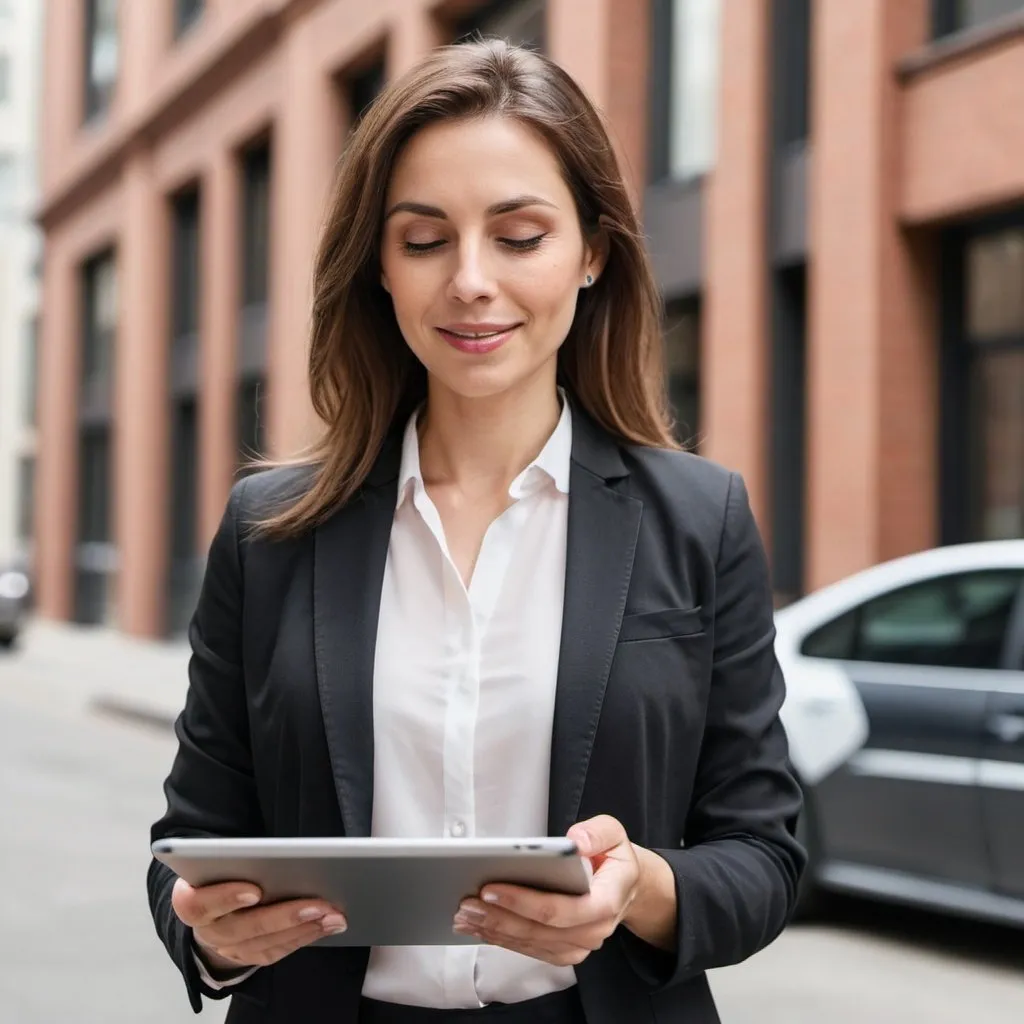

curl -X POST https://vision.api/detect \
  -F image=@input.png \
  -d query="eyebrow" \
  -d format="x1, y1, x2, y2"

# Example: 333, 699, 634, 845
383, 195, 558, 221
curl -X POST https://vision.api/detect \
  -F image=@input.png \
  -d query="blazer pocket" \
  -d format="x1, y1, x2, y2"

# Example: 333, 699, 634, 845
618, 605, 705, 643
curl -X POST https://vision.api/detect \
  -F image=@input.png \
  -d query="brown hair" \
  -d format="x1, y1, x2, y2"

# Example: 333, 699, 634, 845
257, 38, 677, 538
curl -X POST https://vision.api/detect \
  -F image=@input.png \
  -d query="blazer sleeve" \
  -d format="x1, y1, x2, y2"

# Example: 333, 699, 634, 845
620, 471, 806, 988
147, 478, 267, 1013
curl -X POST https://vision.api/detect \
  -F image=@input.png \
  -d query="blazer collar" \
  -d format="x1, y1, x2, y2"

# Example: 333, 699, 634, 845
314, 395, 640, 840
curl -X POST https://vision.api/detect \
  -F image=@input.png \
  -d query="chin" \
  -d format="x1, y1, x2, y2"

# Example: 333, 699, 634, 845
433, 370, 525, 402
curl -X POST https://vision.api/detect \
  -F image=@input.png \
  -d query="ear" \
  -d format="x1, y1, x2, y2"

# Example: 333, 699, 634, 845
380, 273, 391, 294
581, 215, 611, 287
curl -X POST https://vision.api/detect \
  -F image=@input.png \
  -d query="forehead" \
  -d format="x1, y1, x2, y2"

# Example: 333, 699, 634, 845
386, 116, 570, 208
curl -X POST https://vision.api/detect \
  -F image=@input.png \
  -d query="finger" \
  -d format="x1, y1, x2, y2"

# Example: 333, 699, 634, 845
172, 877, 262, 928
202, 899, 345, 946
474, 884, 619, 932
455, 899, 610, 952
567, 815, 628, 858
463, 924, 590, 968
209, 918, 335, 966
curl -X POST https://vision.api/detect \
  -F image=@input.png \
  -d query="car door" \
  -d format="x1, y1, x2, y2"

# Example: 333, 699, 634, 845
979, 576, 1024, 898
803, 570, 1022, 890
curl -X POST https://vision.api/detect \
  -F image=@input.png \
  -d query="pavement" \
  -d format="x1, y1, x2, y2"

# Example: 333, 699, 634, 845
2, 615, 1024, 1021
0, 615, 190, 729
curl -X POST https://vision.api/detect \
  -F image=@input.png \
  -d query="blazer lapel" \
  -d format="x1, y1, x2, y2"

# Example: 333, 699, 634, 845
313, 438, 400, 838
547, 410, 643, 837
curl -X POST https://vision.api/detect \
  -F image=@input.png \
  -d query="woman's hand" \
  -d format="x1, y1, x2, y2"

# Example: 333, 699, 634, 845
171, 878, 348, 975
452, 815, 676, 967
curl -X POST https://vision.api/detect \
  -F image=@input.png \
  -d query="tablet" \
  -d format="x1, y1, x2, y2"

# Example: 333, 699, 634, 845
151, 836, 592, 947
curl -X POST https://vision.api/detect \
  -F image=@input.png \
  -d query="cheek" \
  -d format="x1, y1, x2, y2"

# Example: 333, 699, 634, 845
515, 261, 581, 326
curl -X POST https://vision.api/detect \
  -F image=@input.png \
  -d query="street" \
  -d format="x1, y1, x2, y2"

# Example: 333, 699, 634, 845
1, 646, 1023, 1022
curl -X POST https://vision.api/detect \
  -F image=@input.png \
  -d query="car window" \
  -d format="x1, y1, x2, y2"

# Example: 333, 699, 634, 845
801, 569, 1023, 669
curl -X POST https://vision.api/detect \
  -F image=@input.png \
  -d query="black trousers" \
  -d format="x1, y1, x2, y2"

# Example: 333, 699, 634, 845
358, 987, 587, 1023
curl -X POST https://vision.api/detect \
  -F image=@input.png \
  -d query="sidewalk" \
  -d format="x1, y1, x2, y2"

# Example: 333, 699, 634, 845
0, 616, 190, 729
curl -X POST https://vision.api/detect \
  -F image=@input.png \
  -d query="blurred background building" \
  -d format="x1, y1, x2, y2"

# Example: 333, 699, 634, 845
25, 0, 1024, 639
0, 0, 43, 579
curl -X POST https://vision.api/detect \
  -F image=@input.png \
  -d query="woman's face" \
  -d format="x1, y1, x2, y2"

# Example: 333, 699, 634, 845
380, 115, 603, 404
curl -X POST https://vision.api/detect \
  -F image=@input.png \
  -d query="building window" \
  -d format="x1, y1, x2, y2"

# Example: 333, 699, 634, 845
237, 377, 266, 466
17, 456, 35, 544
668, 0, 721, 180
239, 143, 270, 466
84, 0, 119, 122
456, 0, 547, 50
934, 0, 1024, 36
0, 153, 16, 215
76, 251, 117, 626
348, 62, 386, 128
772, 0, 811, 147
171, 188, 200, 343
82, 252, 117, 391
0, 53, 10, 104
174, 0, 204, 38
663, 299, 701, 446
23, 316, 39, 427
241, 144, 270, 307
962, 225, 1024, 542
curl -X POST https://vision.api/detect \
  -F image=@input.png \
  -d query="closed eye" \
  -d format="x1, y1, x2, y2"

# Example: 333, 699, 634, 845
401, 234, 548, 256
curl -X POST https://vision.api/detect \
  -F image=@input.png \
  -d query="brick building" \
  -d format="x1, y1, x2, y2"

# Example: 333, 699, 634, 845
32, 0, 1024, 637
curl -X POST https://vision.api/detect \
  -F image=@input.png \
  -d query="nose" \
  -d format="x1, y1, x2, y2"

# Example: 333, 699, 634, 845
446, 238, 499, 304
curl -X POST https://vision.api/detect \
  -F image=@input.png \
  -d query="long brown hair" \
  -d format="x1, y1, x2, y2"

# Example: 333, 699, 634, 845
257, 39, 677, 538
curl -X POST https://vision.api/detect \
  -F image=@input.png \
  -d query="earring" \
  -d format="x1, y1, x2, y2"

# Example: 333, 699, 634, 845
584, 275, 594, 287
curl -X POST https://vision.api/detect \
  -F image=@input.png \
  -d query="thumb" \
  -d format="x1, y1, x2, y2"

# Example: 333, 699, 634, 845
568, 814, 628, 857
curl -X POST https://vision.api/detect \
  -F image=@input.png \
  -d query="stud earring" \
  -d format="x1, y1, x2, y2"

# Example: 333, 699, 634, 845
584, 275, 594, 287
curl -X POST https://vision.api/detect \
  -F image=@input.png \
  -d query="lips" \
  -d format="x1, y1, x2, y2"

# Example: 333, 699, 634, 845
436, 323, 521, 355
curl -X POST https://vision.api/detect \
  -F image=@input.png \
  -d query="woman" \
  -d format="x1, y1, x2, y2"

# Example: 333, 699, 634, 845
149, 39, 804, 1024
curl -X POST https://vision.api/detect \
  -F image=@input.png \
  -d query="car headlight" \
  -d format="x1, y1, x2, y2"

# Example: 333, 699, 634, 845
0, 572, 29, 601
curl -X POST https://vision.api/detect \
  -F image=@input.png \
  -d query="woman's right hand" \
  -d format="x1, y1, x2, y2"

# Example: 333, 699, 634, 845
171, 877, 348, 974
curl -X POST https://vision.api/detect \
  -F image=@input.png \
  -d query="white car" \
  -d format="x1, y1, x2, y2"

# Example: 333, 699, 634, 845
776, 541, 1024, 926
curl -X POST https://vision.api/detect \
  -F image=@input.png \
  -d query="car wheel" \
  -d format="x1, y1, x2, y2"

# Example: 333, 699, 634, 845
793, 784, 828, 920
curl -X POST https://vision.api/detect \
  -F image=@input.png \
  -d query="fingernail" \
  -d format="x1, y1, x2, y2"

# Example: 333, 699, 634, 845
236, 892, 260, 906
458, 902, 486, 920
321, 913, 346, 932
453, 922, 475, 935
481, 892, 500, 905
298, 907, 326, 923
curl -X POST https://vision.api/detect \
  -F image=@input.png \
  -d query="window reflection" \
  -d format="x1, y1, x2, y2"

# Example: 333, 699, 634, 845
84, 0, 118, 121
970, 347, 1024, 540
966, 227, 1024, 339
664, 300, 701, 447
669, 0, 721, 179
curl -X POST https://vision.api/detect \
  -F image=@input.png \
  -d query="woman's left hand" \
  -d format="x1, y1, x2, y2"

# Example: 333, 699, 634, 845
452, 815, 645, 967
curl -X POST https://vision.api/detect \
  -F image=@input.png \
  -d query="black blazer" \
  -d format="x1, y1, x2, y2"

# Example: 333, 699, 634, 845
148, 407, 805, 1023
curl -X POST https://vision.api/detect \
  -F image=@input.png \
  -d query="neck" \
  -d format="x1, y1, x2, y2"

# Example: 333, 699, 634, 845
417, 373, 562, 494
